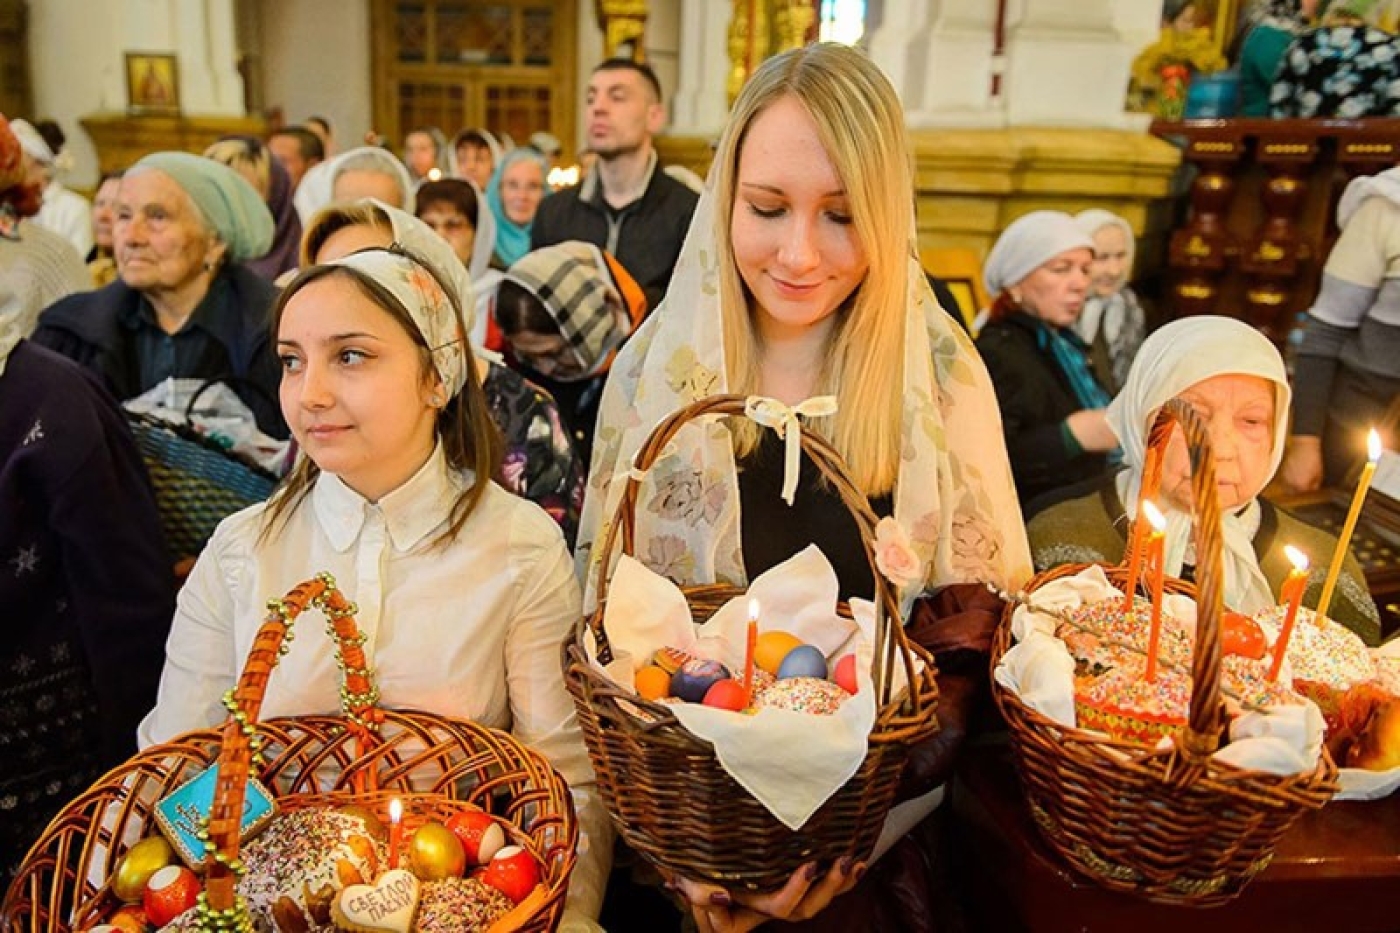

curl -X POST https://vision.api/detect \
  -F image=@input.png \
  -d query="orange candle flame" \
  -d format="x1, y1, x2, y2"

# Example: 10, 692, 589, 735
1142, 502, 1167, 682
388, 797, 404, 870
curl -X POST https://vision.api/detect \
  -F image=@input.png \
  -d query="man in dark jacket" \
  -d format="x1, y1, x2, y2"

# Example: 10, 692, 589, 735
531, 59, 698, 312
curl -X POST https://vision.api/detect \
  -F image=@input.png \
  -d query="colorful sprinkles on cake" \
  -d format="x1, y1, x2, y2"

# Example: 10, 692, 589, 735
416, 877, 513, 932
1064, 596, 1193, 667
754, 677, 849, 715
1257, 606, 1377, 689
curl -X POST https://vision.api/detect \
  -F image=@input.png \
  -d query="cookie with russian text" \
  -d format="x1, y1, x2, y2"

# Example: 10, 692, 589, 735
330, 868, 421, 933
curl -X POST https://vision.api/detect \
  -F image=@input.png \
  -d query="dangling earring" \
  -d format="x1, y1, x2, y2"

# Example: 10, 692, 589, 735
1009, 290, 1023, 306
431, 392, 446, 408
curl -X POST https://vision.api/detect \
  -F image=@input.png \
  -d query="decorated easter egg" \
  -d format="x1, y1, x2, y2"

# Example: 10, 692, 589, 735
670, 659, 731, 703
634, 664, 671, 700
755, 631, 805, 675
479, 845, 541, 904
833, 653, 858, 695
112, 835, 175, 903
445, 810, 506, 865
777, 645, 828, 680
1222, 611, 1268, 660
703, 678, 749, 711
105, 907, 148, 933
409, 821, 468, 881
143, 865, 201, 927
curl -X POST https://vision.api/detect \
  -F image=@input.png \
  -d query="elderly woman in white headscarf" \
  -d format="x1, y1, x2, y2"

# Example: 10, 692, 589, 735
1072, 209, 1147, 393
1029, 315, 1381, 644
292, 145, 417, 225
31, 151, 285, 437
976, 210, 1119, 510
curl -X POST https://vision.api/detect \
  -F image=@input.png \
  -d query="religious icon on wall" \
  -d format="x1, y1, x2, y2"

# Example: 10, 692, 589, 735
125, 52, 181, 115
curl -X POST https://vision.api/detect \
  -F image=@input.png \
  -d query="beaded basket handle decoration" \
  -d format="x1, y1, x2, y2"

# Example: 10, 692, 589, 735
198, 572, 380, 930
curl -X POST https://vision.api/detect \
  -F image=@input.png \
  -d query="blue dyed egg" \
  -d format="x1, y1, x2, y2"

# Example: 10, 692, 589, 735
776, 645, 828, 680
671, 659, 732, 703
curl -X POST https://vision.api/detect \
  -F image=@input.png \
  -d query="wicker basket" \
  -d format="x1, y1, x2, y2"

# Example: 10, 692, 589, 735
563, 394, 941, 892
3, 574, 576, 932
990, 398, 1339, 906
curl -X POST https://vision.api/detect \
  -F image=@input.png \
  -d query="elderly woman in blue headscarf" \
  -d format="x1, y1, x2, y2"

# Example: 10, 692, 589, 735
32, 151, 286, 437
485, 147, 550, 268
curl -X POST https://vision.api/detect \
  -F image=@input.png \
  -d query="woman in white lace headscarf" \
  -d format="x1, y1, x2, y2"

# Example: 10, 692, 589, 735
578, 42, 1031, 929
1028, 315, 1379, 644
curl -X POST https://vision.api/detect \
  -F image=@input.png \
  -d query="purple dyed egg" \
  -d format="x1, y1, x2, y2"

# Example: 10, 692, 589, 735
776, 645, 828, 680
671, 659, 732, 703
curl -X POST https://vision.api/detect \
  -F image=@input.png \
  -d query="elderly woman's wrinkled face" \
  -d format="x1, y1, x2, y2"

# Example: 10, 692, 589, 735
1159, 374, 1277, 512
1089, 224, 1129, 297
114, 170, 224, 295
1014, 247, 1092, 328
500, 159, 546, 227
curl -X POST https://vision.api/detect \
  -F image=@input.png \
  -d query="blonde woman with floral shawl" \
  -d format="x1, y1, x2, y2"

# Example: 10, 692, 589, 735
576, 43, 1030, 932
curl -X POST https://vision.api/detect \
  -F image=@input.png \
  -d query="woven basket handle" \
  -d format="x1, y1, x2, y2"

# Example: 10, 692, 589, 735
204, 573, 382, 912
1132, 398, 1226, 761
591, 393, 918, 710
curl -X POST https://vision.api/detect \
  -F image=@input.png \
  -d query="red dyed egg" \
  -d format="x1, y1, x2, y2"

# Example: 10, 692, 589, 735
446, 809, 507, 865
143, 864, 200, 927
702, 678, 749, 711
833, 653, 858, 695
1222, 611, 1268, 660
479, 845, 541, 903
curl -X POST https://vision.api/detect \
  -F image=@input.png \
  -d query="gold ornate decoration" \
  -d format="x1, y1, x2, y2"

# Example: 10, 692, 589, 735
596, 0, 649, 60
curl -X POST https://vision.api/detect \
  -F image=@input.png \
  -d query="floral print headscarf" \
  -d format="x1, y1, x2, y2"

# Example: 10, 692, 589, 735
575, 187, 1032, 611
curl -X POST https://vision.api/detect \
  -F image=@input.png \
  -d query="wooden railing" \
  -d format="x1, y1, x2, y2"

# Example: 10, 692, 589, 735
1150, 118, 1400, 344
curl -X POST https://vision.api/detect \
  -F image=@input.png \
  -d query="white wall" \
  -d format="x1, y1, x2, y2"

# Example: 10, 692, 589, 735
257, 0, 372, 154
29, 0, 246, 188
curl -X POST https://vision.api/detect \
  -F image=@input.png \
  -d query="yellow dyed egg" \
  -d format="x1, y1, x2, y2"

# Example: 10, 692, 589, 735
754, 631, 805, 676
112, 836, 175, 903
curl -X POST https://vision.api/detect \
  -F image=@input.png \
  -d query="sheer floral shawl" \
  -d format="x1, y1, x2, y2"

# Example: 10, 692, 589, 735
575, 190, 1032, 611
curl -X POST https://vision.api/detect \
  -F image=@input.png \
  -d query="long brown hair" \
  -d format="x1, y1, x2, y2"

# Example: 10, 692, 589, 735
259, 252, 502, 547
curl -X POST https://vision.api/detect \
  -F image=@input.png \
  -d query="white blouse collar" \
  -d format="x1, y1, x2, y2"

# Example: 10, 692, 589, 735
312, 444, 467, 553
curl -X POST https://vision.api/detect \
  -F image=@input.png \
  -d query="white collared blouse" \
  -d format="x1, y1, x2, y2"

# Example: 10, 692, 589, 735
139, 445, 608, 923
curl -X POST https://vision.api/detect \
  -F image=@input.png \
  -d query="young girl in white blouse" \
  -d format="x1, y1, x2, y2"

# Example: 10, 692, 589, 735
139, 245, 610, 931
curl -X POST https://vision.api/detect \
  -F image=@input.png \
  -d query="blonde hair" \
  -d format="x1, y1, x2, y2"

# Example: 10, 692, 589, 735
299, 201, 392, 267
202, 137, 271, 199
715, 43, 912, 496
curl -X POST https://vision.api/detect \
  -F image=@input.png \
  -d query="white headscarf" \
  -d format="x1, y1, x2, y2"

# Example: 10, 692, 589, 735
983, 210, 1095, 297
1105, 315, 1291, 613
294, 146, 417, 225
325, 247, 468, 400
577, 187, 1032, 610
1336, 165, 1400, 229
0, 284, 22, 377
1072, 209, 1136, 344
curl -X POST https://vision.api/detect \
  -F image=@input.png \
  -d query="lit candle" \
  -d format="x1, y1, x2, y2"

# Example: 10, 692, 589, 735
1315, 428, 1381, 624
1142, 501, 1167, 682
388, 798, 404, 870
1268, 545, 1311, 683
743, 599, 759, 701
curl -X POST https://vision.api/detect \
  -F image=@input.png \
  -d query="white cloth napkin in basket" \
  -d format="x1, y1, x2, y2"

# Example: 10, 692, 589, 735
587, 546, 881, 830
994, 565, 1325, 776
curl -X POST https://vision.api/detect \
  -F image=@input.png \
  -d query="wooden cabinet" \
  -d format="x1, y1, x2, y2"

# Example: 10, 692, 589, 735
370, 0, 576, 159
0, 0, 32, 120
80, 112, 268, 176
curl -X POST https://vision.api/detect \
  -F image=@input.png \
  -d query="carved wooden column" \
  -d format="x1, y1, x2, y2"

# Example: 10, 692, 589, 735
1168, 130, 1243, 319
1242, 134, 1317, 342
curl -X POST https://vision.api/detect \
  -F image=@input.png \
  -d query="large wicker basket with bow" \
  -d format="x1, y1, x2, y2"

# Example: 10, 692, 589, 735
563, 393, 941, 893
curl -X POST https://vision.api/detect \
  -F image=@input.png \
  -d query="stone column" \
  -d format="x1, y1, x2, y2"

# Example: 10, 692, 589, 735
671, 0, 731, 136
1003, 0, 1138, 128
